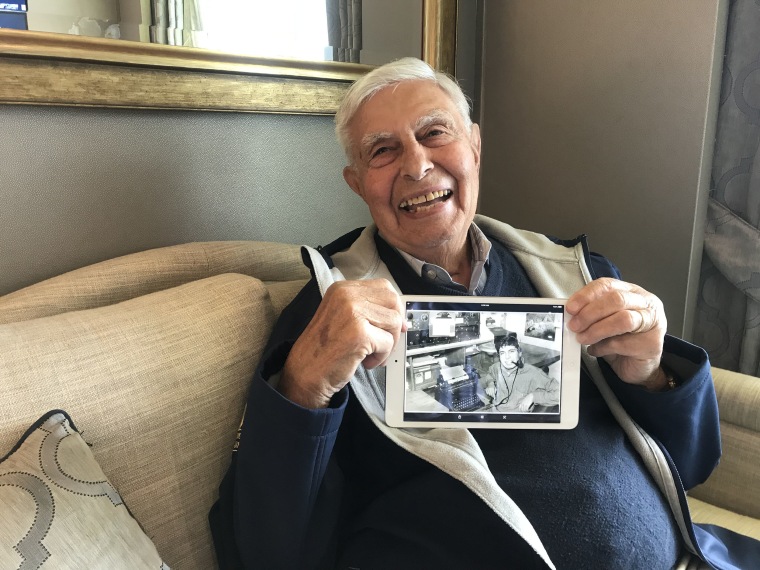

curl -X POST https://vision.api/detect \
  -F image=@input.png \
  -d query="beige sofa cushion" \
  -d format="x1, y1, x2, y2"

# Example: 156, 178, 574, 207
689, 368, 760, 522
688, 497, 760, 542
0, 272, 277, 570
0, 241, 310, 325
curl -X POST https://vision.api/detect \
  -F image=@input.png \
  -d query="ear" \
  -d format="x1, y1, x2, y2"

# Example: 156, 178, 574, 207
343, 166, 364, 200
469, 123, 482, 169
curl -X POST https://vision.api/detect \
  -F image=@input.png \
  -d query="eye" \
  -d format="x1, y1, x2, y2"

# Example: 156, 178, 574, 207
419, 126, 452, 146
367, 144, 398, 167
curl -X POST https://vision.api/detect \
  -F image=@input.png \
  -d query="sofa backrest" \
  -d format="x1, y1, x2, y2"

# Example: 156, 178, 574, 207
0, 241, 311, 324
0, 242, 311, 569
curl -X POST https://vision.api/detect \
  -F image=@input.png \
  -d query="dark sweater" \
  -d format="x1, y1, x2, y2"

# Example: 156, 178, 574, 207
209, 227, 725, 570
326, 234, 680, 569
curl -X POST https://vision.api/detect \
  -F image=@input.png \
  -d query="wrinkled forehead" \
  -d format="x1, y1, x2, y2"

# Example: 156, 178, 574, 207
350, 81, 463, 138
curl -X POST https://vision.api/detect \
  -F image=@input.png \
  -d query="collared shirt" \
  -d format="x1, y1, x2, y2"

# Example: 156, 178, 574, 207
393, 223, 492, 294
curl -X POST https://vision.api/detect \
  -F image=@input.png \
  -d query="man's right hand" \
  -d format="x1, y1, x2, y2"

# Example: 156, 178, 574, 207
278, 279, 406, 409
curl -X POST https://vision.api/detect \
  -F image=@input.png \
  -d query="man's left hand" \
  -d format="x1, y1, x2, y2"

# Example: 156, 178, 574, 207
517, 393, 534, 412
566, 277, 668, 388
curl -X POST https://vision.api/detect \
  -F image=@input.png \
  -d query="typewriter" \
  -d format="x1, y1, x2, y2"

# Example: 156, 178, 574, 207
435, 365, 482, 411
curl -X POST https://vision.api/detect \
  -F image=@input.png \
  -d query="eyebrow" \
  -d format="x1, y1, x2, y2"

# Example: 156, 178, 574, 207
359, 109, 457, 156
360, 132, 393, 156
414, 109, 456, 132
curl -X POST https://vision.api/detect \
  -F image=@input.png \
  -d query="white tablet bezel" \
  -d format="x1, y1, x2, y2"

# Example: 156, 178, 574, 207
385, 295, 581, 430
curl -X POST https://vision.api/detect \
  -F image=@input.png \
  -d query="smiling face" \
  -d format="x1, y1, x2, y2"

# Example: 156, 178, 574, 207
499, 346, 521, 370
342, 80, 481, 267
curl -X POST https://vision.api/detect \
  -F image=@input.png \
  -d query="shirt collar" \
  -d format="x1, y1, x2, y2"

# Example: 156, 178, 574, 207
392, 223, 492, 294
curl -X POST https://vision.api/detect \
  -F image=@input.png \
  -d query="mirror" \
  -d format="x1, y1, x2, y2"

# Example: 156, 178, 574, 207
0, 0, 456, 114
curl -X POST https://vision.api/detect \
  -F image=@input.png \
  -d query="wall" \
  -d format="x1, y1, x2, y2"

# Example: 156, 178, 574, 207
478, 0, 728, 338
0, 105, 372, 296
455, 0, 484, 119
361, 0, 422, 66
118, 0, 150, 43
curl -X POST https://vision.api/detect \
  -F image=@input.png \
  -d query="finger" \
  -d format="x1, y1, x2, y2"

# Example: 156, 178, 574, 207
334, 279, 403, 317
587, 344, 663, 385
629, 306, 657, 335
318, 280, 406, 366
567, 277, 648, 311
362, 326, 397, 369
294, 282, 395, 356
586, 332, 664, 360
363, 295, 406, 335
364, 306, 406, 360
569, 284, 648, 332
572, 304, 658, 346
322, 281, 404, 337
326, 279, 399, 310
568, 280, 655, 334
566, 277, 624, 314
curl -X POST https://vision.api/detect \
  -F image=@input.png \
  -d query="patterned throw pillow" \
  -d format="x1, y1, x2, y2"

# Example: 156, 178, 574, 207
0, 410, 169, 569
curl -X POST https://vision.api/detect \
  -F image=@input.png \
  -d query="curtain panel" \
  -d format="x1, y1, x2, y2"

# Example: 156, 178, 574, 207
693, 0, 760, 376
149, 0, 204, 47
326, 0, 362, 63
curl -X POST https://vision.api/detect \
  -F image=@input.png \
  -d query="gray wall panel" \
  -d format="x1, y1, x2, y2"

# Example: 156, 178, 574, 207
0, 105, 372, 295
478, 0, 727, 338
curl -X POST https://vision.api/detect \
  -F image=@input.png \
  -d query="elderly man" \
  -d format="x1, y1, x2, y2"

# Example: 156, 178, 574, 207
209, 58, 753, 569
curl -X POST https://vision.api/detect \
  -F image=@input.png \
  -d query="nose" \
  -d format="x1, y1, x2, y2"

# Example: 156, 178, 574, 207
401, 142, 433, 181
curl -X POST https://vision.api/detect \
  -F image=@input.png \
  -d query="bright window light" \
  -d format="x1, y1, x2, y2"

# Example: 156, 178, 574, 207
200, 0, 329, 61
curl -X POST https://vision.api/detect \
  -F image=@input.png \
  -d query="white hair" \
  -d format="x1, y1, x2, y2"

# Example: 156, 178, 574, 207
334, 57, 472, 162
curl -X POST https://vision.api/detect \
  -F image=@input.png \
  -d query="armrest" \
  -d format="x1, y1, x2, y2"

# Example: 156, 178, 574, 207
688, 367, 760, 520
711, 367, 760, 431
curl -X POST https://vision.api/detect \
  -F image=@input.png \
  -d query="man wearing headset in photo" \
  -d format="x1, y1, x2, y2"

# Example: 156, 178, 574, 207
481, 335, 559, 412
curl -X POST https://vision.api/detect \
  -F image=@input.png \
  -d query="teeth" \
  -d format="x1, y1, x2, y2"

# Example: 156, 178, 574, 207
399, 189, 451, 210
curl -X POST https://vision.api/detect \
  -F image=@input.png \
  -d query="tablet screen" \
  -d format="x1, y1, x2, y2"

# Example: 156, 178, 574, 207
385, 296, 580, 429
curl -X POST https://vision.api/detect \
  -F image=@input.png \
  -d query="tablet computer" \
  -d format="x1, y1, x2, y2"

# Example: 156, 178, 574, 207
385, 295, 581, 429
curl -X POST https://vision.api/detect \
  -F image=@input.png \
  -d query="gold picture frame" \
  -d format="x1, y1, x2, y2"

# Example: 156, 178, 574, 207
0, 0, 456, 114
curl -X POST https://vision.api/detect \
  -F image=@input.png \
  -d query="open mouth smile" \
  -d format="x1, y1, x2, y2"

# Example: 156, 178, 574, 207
399, 189, 452, 212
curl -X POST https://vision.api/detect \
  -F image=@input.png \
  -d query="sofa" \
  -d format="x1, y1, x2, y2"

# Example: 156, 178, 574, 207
0, 241, 758, 569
